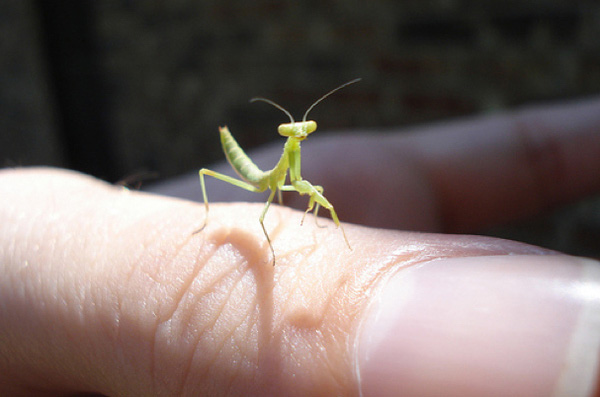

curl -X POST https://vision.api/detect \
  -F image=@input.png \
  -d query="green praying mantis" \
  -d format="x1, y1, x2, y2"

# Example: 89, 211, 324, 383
197, 78, 360, 265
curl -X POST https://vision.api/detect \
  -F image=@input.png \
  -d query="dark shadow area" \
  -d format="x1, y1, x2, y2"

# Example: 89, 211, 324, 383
35, 0, 118, 180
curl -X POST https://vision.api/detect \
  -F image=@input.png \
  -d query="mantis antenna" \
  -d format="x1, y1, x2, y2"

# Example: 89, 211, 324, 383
303, 78, 361, 123
249, 77, 362, 124
249, 97, 295, 124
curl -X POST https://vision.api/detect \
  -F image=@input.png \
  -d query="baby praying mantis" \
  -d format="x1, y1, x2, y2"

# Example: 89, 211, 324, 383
197, 78, 360, 265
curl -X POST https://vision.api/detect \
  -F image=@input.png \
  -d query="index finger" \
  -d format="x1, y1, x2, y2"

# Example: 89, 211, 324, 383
405, 97, 600, 232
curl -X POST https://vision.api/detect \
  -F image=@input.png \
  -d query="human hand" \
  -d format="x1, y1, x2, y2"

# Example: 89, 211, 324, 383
2, 97, 600, 396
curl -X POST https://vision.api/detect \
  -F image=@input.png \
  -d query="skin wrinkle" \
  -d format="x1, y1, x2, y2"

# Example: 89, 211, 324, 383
234, 296, 260, 368
291, 221, 323, 255
276, 240, 405, 394
277, 253, 321, 331
309, 327, 344, 392
198, 266, 250, 363
122, 216, 199, 394
244, 303, 260, 365
153, 235, 211, 326
152, 245, 211, 395
175, 239, 259, 354
168, 271, 225, 394
177, 275, 245, 397
297, 266, 348, 330
207, 284, 258, 383
277, 292, 330, 369
104, 200, 227, 394
275, 236, 321, 285
113, 224, 161, 393
169, 228, 277, 395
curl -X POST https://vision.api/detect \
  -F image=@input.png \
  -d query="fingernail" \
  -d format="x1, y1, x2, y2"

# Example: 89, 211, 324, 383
356, 255, 600, 397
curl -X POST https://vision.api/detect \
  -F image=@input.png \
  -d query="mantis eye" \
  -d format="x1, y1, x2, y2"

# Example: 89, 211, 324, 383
278, 121, 317, 137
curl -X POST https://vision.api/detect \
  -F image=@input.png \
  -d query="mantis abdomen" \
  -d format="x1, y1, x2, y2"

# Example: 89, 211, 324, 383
220, 126, 266, 188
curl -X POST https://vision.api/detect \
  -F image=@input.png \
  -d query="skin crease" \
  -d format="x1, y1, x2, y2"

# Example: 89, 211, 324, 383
1, 97, 600, 396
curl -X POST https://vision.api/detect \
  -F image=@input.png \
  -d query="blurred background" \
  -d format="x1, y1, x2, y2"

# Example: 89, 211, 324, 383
1, 0, 599, 257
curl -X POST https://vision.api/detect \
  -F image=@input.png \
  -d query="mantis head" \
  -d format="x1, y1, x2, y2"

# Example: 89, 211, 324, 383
277, 120, 317, 139
250, 78, 361, 141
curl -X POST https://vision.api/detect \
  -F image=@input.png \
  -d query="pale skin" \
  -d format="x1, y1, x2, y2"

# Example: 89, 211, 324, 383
197, 79, 359, 264
1, 96, 600, 396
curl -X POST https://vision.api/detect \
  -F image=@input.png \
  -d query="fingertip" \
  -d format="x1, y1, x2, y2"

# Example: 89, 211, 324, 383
356, 255, 600, 397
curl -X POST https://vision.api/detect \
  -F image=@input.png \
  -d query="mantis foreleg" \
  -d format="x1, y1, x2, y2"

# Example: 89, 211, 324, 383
280, 181, 351, 249
280, 184, 324, 227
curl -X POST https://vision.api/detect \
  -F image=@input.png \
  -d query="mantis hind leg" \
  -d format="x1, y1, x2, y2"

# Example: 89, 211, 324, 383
194, 168, 262, 234
196, 168, 276, 265
259, 189, 278, 266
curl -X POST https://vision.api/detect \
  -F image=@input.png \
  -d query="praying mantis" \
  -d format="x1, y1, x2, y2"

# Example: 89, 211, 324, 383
197, 78, 360, 265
